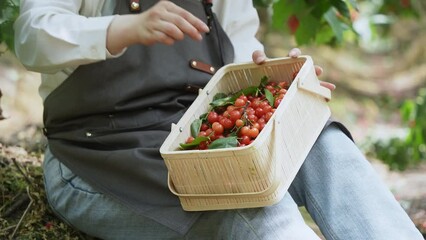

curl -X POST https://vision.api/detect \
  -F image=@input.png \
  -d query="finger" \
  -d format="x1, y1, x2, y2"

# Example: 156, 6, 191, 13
157, 20, 189, 41
161, 13, 205, 41
288, 48, 301, 58
163, 2, 209, 34
319, 81, 336, 91
314, 65, 323, 76
252, 50, 267, 65
151, 12, 202, 42
152, 30, 176, 45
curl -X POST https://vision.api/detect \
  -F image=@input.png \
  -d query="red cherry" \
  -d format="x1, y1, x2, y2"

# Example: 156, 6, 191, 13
235, 98, 246, 107
220, 118, 234, 129
235, 119, 245, 128
248, 127, 259, 138
186, 136, 195, 143
287, 15, 299, 34
229, 110, 242, 122
240, 135, 251, 145
212, 122, 224, 135
207, 111, 219, 124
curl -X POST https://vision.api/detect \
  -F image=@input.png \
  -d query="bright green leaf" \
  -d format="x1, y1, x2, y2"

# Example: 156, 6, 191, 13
209, 96, 233, 108
400, 100, 415, 123
324, 8, 345, 43
295, 14, 320, 45
265, 89, 274, 107
179, 136, 209, 150
190, 119, 202, 138
208, 136, 238, 149
213, 93, 228, 101
240, 86, 259, 96
315, 24, 335, 44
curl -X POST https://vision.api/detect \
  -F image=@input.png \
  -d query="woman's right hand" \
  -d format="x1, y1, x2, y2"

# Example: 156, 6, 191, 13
107, 1, 210, 54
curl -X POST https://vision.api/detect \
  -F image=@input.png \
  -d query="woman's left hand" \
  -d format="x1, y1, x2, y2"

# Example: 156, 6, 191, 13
251, 49, 336, 91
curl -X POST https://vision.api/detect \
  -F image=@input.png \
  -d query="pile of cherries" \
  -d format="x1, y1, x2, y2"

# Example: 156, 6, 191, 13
180, 77, 290, 150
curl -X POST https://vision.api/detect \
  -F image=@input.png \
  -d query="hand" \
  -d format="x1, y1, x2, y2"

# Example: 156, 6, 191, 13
252, 49, 336, 91
134, 1, 209, 45
107, 1, 209, 54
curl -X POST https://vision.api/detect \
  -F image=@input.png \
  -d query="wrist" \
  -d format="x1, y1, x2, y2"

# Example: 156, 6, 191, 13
106, 15, 138, 55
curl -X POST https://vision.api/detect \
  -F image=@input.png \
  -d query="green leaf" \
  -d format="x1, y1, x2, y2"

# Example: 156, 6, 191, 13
295, 14, 320, 45
400, 100, 415, 123
213, 92, 228, 101
265, 89, 274, 107
208, 136, 238, 149
209, 96, 234, 108
210, 83, 263, 108
315, 24, 335, 44
331, 0, 350, 19
179, 136, 209, 150
190, 119, 202, 138
271, 0, 291, 30
0, 0, 19, 53
259, 76, 269, 88
199, 112, 208, 121
240, 86, 259, 96
324, 8, 345, 43
345, 0, 359, 11
311, 1, 332, 18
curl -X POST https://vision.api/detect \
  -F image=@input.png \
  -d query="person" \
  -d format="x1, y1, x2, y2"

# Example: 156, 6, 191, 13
13, 0, 423, 239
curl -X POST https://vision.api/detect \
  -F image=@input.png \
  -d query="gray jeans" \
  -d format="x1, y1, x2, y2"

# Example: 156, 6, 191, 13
43, 125, 423, 240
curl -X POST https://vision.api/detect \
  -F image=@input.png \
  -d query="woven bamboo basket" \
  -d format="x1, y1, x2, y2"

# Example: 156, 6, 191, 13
160, 56, 331, 211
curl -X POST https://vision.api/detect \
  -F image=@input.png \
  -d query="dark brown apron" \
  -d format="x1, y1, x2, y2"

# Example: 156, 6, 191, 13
43, 0, 234, 233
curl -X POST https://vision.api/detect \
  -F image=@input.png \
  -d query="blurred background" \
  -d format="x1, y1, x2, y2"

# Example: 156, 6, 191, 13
1, 0, 425, 238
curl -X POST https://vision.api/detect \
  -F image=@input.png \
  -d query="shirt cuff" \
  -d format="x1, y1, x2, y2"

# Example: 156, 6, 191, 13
80, 15, 118, 60
106, 47, 127, 58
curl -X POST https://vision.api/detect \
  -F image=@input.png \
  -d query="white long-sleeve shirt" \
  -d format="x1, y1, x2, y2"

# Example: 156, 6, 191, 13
14, 0, 264, 100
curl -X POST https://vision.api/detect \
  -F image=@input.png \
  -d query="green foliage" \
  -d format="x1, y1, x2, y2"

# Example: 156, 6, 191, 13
255, 0, 359, 46
377, 0, 419, 18
0, 0, 19, 53
370, 88, 426, 171
0, 1, 422, 51
0, 0, 363, 51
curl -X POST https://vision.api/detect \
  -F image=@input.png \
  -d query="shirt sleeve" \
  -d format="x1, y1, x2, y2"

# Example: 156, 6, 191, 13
212, 0, 265, 63
14, 0, 117, 73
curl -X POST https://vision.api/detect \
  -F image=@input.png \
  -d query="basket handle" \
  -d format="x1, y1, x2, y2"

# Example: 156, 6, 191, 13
295, 57, 331, 101
297, 79, 331, 101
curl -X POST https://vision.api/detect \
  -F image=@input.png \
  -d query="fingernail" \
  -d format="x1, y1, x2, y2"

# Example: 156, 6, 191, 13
256, 56, 266, 63
202, 24, 210, 33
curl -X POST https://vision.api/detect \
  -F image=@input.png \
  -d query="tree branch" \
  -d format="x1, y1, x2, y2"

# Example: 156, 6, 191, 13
0, 89, 6, 120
